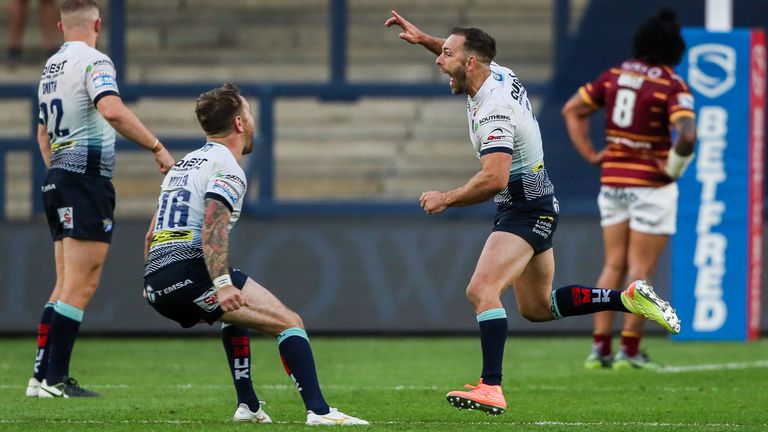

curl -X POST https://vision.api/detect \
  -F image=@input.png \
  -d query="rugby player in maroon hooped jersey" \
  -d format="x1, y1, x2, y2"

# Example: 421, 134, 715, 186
562, 8, 697, 370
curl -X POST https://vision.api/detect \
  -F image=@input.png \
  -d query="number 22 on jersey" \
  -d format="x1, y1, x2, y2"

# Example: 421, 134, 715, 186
39, 98, 70, 138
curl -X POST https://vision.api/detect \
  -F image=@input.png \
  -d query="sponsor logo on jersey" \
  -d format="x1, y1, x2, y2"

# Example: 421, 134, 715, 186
145, 285, 156, 303
477, 114, 511, 126
215, 173, 246, 190
41, 183, 56, 193
151, 229, 193, 245
102, 218, 113, 232
485, 128, 505, 141
193, 287, 219, 312
617, 73, 644, 89
605, 135, 653, 150
92, 59, 114, 67
212, 179, 240, 203
162, 278, 194, 295
57, 207, 73, 229
532, 218, 553, 238
601, 188, 638, 202
677, 93, 695, 109
173, 157, 208, 171
91, 70, 115, 89
647, 66, 663, 79
42, 60, 67, 76
688, 43, 736, 98
50, 141, 75, 152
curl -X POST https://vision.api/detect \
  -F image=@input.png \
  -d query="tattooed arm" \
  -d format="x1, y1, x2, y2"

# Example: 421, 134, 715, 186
202, 198, 245, 312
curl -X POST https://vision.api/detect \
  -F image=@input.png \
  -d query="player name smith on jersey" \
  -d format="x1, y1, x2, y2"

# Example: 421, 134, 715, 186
38, 41, 121, 178
579, 60, 696, 188
467, 62, 555, 208
144, 142, 246, 276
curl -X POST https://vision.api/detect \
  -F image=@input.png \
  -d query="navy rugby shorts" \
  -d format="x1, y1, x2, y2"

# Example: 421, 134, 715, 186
143, 258, 249, 328
42, 168, 116, 243
492, 195, 559, 255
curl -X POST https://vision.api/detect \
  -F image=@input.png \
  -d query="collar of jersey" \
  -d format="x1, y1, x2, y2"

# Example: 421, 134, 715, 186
63, 41, 88, 48
471, 73, 496, 103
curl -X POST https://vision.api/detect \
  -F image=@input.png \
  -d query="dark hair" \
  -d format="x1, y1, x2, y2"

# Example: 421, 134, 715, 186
61, 0, 99, 14
195, 83, 244, 136
632, 8, 686, 66
450, 27, 497, 64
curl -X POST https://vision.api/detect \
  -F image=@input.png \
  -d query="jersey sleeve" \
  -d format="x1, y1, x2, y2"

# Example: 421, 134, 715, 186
203, 160, 247, 212
578, 69, 611, 107
667, 79, 696, 123
84, 55, 120, 107
475, 110, 516, 157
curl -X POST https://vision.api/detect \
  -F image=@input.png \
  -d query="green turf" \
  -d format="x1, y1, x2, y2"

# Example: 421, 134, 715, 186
1, 336, 767, 431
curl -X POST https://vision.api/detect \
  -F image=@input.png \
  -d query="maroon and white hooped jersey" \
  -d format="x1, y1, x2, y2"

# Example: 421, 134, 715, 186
579, 60, 696, 188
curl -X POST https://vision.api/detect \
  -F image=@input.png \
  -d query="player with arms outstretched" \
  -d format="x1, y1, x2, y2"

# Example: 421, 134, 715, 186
386, 10, 681, 415
562, 9, 696, 369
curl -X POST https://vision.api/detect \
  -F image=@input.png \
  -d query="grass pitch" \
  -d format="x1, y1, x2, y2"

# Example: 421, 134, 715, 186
1, 336, 767, 431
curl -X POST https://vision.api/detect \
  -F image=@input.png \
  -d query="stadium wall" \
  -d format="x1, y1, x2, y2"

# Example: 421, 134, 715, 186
2, 217, 765, 335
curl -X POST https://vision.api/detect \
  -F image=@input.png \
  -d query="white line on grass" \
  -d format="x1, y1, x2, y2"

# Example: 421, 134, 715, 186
0, 383, 720, 392
657, 360, 768, 373
0, 382, 745, 392
1, 419, 763, 429
0, 419, 200, 425
381, 420, 762, 429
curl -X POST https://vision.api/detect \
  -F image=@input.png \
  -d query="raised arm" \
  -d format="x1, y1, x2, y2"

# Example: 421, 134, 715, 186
96, 95, 175, 174
201, 198, 245, 312
562, 92, 603, 165
385, 9, 445, 56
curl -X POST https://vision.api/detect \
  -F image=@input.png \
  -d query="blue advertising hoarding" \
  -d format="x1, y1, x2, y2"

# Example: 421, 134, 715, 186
673, 28, 764, 341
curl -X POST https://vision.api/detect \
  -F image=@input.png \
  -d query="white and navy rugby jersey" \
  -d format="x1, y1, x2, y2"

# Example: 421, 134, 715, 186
144, 142, 247, 276
467, 62, 555, 207
37, 41, 120, 178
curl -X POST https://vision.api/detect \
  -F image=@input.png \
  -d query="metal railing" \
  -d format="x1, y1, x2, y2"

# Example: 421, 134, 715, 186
0, 0, 569, 219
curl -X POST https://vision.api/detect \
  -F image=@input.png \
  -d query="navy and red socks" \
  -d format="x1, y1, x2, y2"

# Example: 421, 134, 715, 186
277, 328, 330, 415
222, 324, 260, 412
32, 302, 55, 382
550, 285, 629, 319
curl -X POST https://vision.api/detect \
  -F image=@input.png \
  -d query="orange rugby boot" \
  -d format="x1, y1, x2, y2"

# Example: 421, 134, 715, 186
446, 379, 506, 415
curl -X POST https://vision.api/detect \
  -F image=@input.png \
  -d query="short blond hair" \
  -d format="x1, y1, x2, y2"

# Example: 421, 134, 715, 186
61, 0, 100, 28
